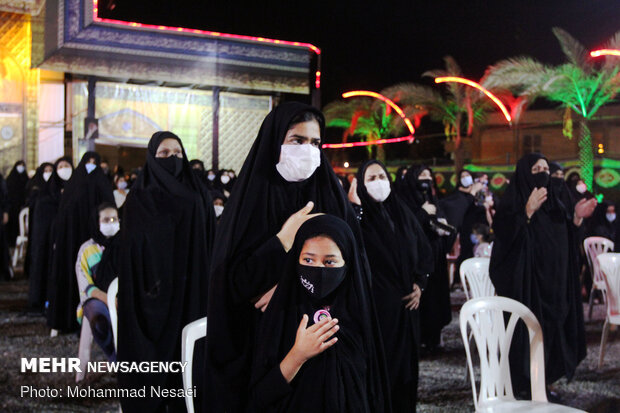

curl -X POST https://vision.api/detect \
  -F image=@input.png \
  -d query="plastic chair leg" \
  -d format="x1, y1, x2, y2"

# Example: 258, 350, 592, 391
76, 321, 93, 382
598, 319, 610, 369
588, 286, 596, 320
11, 247, 18, 269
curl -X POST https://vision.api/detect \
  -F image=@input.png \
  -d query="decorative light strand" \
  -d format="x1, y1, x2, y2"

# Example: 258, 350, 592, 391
591, 49, 620, 57
322, 135, 413, 149
341, 90, 415, 135
434, 76, 512, 123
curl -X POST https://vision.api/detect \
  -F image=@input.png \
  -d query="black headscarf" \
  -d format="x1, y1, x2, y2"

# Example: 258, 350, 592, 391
6, 160, 28, 246
251, 215, 390, 413
26, 158, 73, 309
46, 152, 114, 331
355, 160, 433, 409
490, 153, 585, 392
117, 131, 215, 413
206, 102, 368, 412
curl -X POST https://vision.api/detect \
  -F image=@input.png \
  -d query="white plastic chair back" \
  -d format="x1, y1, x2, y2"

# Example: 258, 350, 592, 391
181, 317, 207, 413
460, 257, 494, 300
107, 278, 119, 350
584, 237, 614, 291
460, 297, 547, 410
19, 207, 28, 237
597, 253, 620, 325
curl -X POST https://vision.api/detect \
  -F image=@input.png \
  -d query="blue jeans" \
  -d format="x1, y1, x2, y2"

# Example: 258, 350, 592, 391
82, 298, 116, 361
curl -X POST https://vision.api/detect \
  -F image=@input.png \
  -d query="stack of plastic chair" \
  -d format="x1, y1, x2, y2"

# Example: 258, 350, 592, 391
181, 317, 207, 413
460, 257, 495, 301
11, 207, 29, 269
583, 236, 614, 320
460, 296, 586, 412
596, 253, 620, 369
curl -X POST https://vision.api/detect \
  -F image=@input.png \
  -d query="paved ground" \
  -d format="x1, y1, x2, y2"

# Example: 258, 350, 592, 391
0, 279, 618, 412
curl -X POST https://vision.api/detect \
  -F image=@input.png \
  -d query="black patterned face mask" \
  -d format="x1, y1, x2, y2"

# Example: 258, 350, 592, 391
297, 263, 347, 299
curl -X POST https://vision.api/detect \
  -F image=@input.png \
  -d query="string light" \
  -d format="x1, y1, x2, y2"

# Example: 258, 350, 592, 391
91, 0, 321, 55
322, 135, 414, 149
434, 76, 512, 123
342, 91, 415, 135
591, 49, 620, 57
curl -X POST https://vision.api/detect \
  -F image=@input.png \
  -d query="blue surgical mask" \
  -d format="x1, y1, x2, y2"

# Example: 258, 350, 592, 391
470, 233, 480, 245
85, 163, 97, 174
606, 213, 616, 223
461, 175, 473, 188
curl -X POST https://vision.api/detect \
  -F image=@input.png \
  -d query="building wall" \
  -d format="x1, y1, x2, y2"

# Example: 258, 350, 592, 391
473, 105, 620, 165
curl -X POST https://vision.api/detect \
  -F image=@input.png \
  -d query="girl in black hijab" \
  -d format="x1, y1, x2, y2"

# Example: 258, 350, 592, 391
250, 214, 390, 413
27, 158, 73, 310
490, 153, 590, 396
47, 152, 114, 332
6, 160, 28, 247
350, 160, 433, 412
397, 164, 455, 353
117, 131, 215, 413
206, 102, 374, 413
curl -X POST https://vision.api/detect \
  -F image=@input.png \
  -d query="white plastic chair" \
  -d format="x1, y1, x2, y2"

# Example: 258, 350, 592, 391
181, 317, 207, 413
596, 253, 620, 369
460, 297, 586, 413
584, 236, 614, 320
107, 278, 119, 350
11, 207, 29, 269
460, 257, 495, 300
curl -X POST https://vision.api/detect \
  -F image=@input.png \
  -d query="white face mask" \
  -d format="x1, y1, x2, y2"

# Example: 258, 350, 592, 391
85, 163, 97, 174
606, 213, 616, 223
214, 205, 224, 217
365, 179, 391, 203
461, 175, 473, 187
117, 181, 128, 190
43, 171, 52, 182
276, 144, 321, 182
220, 175, 231, 184
100, 222, 120, 237
57, 167, 72, 181
16, 165, 25, 174
576, 183, 587, 194
207, 174, 216, 181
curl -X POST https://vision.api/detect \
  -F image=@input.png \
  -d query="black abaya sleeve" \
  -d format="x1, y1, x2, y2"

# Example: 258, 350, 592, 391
252, 364, 292, 409
228, 235, 288, 303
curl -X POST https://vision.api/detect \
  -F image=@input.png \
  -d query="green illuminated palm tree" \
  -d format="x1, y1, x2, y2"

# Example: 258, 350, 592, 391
483, 28, 620, 190
382, 56, 489, 172
323, 98, 416, 162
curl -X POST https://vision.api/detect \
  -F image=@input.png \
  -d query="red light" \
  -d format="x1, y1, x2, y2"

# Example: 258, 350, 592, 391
322, 135, 414, 149
342, 90, 415, 135
315, 71, 321, 89
434, 77, 512, 123
591, 49, 620, 57
91, 0, 320, 55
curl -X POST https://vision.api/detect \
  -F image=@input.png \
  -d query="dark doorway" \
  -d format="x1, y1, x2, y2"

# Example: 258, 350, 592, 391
95, 144, 147, 176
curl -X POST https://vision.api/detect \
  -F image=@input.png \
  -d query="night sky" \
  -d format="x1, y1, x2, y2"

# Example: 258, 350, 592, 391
101, 0, 620, 106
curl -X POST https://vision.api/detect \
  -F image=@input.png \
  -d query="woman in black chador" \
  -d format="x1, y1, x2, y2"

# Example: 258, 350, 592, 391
117, 131, 215, 413
47, 152, 114, 332
490, 153, 590, 395
250, 214, 390, 413
6, 160, 28, 247
206, 102, 381, 413
396, 164, 455, 352
349, 160, 432, 412
27, 158, 73, 311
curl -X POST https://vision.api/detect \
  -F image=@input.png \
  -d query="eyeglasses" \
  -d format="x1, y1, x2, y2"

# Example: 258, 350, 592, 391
100, 217, 120, 224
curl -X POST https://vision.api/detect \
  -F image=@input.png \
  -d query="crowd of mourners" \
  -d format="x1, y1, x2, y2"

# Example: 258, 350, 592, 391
0, 102, 615, 412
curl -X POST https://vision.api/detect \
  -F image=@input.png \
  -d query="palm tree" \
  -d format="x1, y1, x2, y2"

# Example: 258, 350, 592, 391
382, 56, 489, 172
483, 28, 620, 190
323, 98, 417, 163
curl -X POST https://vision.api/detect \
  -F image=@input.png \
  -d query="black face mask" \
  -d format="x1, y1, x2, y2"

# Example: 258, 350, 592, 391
550, 177, 564, 194
532, 172, 550, 188
416, 179, 432, 192
297, 263, 347, 299
157, 156, 183, 178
